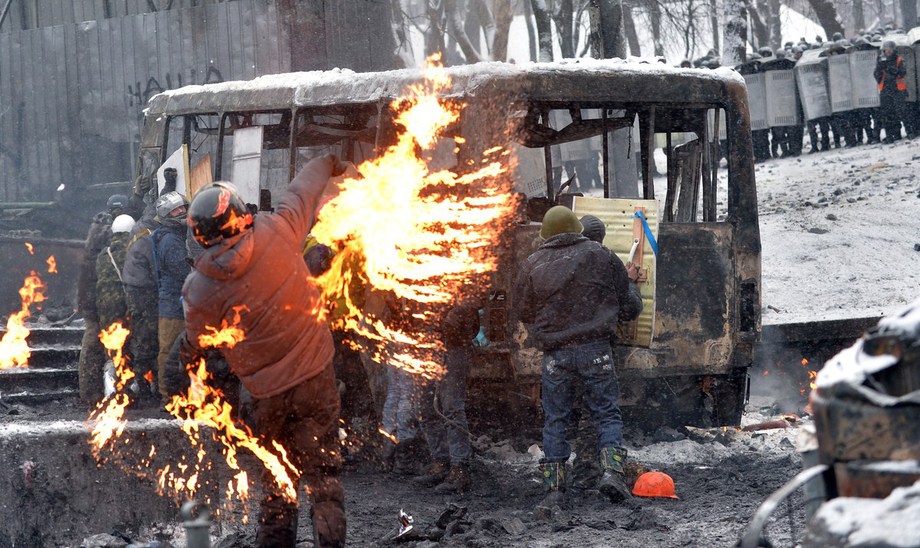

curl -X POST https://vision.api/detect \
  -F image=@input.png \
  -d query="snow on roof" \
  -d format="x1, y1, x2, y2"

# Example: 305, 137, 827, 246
151, 58, 745, 112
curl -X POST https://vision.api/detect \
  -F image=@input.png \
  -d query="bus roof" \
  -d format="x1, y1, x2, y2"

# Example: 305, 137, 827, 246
146, 58, 746, 116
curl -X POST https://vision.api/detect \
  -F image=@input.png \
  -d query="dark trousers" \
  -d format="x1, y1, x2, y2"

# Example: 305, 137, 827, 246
541, 340, 624, 463
78, 318, 105, 404
252, 363, 345, 548
125, 286, 158, 385
418, 347, 473, 466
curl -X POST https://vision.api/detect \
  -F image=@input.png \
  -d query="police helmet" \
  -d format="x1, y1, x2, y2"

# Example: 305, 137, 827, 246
106, 194, 129, 214
188, 182, 253, 248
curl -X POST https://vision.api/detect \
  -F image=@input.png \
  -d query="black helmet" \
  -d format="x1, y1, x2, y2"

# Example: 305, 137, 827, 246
106, 194, 129, 214
883, 40, 896, 50
579, 215, 606, 243
188, 182, 253, 248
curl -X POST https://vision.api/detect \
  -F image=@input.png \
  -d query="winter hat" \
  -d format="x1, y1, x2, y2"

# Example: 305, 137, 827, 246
111, 214, 136, 234
579, 215, 606, 243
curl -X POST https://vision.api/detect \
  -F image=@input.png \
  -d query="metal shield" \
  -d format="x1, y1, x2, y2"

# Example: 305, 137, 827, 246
744, 73, 768, 130
827, 54, 854, 112
765, 70, 800, 126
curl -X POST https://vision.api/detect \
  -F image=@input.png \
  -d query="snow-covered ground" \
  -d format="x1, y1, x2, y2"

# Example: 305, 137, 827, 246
751, 139, 920, 324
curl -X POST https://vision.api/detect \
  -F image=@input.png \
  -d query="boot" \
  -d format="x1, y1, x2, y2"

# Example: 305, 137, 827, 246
392, 437, 425, 476
433, 464, 470, 493
535, 461, 566, 517
412, 459, 450, 487
598, 447, 632, 503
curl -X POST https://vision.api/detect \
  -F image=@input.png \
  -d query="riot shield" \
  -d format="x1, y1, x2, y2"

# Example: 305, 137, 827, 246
795, 55, 832, 120
849, 49, 881, 108
743, 73, 768, 130
827, 54, 854, 112
765, 70, 800, 126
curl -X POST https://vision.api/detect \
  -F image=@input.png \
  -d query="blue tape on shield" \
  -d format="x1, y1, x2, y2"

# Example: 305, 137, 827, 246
634, 211, 658, 256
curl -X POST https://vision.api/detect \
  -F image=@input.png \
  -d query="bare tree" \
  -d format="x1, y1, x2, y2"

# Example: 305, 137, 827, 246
623, 4, 642, 55
588, 0, 627, 59
531, 0, 555, 60
805, 0, 844, 38
722, 0, 747, 66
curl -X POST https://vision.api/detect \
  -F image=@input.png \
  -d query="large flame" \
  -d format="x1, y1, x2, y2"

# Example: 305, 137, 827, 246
0, 271, 47, 370
310, 55, 516, 378
88, 322, 134, 449
165, 358, 299, 502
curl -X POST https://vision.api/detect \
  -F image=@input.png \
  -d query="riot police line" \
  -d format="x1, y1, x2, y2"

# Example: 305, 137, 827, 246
736, 29, 920, 161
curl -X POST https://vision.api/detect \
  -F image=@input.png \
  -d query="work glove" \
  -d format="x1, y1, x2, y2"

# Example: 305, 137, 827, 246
134, 174, 152, 196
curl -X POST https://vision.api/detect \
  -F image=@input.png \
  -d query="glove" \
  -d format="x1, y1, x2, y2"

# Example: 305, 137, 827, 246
133, 174, 152, 196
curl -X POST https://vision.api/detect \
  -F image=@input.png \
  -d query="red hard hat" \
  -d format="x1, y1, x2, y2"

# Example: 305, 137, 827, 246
632, 471, 679, 499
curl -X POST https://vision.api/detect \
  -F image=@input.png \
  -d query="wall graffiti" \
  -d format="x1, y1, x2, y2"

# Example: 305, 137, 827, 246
127, 66, 225, 106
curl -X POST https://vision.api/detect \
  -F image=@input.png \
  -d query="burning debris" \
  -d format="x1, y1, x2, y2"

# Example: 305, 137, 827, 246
0, 271, 47, 370
309, 55, 517, 379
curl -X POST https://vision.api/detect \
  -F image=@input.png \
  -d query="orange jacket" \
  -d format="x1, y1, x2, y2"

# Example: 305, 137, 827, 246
182, 156, 336, 398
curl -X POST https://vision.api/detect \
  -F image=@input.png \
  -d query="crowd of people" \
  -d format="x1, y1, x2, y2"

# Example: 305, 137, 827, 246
681, 26, 917, 161
74, 149, 647, 546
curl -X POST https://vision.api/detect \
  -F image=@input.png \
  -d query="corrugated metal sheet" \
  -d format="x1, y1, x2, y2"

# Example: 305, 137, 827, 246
0, 0, 398, 202
571, 196, 658, 348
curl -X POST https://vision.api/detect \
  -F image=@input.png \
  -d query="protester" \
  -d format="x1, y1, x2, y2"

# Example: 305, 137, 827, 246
77, 194, 129, 405
181, 157, 347, 547
512, 206, 642, 512
413, 297, 481, 493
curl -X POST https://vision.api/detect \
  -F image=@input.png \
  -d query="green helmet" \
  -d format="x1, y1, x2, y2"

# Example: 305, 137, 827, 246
540, 206, 584, 240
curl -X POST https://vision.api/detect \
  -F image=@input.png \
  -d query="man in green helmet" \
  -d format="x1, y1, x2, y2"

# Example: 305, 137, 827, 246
512, 205, 642, 514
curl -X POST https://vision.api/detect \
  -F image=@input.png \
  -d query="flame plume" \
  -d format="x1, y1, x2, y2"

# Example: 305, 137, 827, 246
88, 322, 134, 449
0, 271, 47, 370
310, 55, 516, 378
24, 242, 33, 255
46, 255, 57, 274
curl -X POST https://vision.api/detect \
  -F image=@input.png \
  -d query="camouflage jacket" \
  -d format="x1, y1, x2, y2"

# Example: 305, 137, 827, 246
95, 232, 131, 328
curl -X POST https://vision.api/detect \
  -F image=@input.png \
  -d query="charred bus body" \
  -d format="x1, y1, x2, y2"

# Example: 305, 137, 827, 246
139, 60, 760, 429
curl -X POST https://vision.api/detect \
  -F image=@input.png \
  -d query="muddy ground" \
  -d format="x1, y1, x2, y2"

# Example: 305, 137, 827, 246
4, 393, 805, 547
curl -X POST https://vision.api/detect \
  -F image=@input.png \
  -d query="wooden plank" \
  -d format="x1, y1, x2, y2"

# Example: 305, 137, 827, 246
251, 0, 272, 75
226, 0, 243, 81
144, 12, 160, 97
154, 9, 172, 89
189, 1, 208, 85
239, 0, 255, 80
40, 26, 62, 193
214, 2, 232, 82
50, 25, 71, 186
61, 1, 75, 26
23, 30, 41, 196
177, 5, 193, 86
108, 17, 127, 143
62, 23, 81, 191
9, 28, 24, 199
128, 14, 146, 138
0, 31, 13, 200
273, 0, 289, 73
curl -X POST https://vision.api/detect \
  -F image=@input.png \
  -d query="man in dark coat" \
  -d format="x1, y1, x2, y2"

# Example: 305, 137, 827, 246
512, 206, 641, 511
182, 156, 346, 547
78, 194, 129, 405
413, 297, 481, 493
122, 208, 161, 403
96, 214, 135, 328
151, 191, 190, 403
875, 40, 908, 143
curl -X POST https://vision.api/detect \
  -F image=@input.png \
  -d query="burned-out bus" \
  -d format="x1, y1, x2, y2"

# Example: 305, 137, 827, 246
140, 59, 760, 428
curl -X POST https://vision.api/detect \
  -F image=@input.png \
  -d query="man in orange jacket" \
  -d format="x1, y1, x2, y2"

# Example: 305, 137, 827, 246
874, 40, 908, 143
181, 155, 346, 547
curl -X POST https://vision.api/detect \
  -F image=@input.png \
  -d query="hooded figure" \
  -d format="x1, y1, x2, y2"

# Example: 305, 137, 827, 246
181, 156, 346, 547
